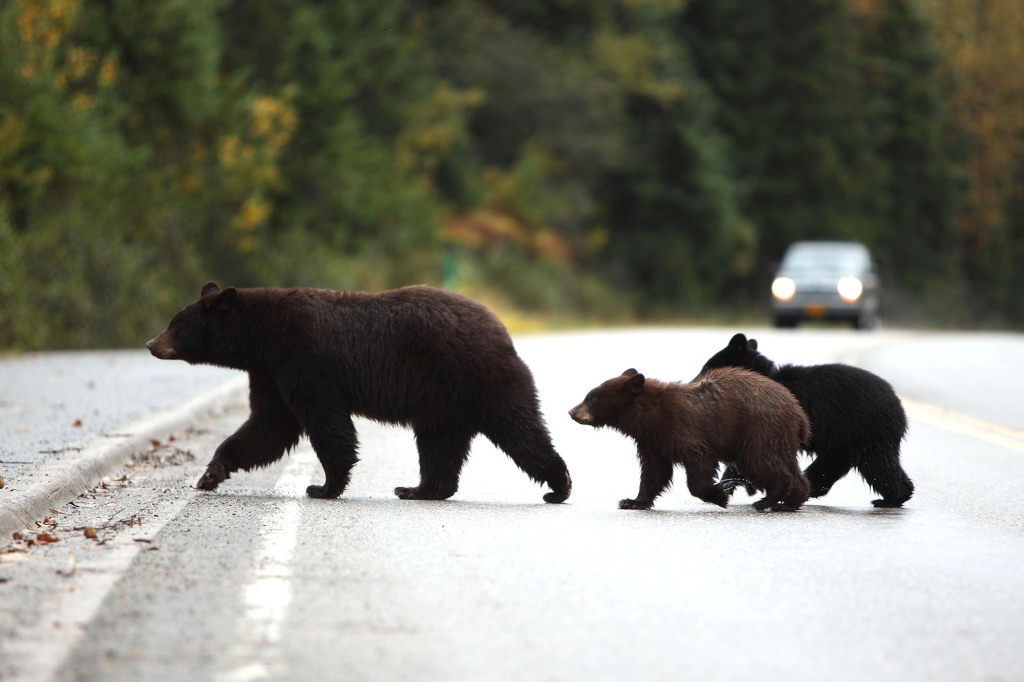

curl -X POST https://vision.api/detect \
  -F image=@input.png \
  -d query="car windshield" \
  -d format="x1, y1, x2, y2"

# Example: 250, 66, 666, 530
781, 244, 868, 273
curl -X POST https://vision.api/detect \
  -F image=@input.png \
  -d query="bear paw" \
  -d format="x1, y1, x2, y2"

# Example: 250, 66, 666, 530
871, 498, 905, 508
753, 497, 777, 512
196, 461, 228, 491
306, 484, 343, 499
393, 485, 456, 501
543, 471, 572, 504
394, 486, 418, 500
618, 498, 652, 510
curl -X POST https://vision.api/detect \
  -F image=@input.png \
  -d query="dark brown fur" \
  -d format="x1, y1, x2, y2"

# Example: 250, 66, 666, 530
569, 367, 810, 511
147, 282, 571, 503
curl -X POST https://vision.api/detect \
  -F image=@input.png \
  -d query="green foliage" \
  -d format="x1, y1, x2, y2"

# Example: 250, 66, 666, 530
858, 0, 957, 290
683, 0, 886, 258
0, 0, 1020, 349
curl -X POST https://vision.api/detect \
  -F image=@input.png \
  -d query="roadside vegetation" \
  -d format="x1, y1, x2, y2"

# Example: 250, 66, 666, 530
2, 0, 1022, 348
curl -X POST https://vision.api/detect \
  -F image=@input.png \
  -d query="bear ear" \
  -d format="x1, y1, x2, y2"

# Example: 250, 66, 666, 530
747, 338, 758, 351
202, 286, 238, 312
624, 372, 645, 394
728, 333, 747, 352
201, 282, 220, 297
215, 286, 238, 309
621, 368, 639, 377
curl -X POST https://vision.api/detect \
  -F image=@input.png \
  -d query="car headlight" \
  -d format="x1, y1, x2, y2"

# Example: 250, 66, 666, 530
837, 277, 863, 302
771, 277, 796, 301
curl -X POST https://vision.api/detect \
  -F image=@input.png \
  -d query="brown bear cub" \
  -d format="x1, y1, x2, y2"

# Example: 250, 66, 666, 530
569, 368, 810, 511
147, 282, 571, 504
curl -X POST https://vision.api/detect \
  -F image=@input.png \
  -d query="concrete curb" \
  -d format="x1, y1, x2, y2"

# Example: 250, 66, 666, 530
0, 375, 248, 540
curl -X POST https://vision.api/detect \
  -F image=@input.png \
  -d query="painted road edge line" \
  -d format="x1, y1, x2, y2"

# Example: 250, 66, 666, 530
902, 397, 1024, 453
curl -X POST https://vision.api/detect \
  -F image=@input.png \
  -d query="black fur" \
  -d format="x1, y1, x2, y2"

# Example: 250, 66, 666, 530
701, 333, 913, 508
147, 283, 571, 504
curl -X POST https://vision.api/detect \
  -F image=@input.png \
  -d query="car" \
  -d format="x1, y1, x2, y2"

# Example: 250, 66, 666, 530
770, 241, 881, 330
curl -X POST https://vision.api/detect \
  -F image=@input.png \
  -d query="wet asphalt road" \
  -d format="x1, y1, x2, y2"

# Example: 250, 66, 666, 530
1, 328, 1023, 682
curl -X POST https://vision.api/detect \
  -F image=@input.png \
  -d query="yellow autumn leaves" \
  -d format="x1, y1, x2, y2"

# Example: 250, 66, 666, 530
217, 94, 298, 253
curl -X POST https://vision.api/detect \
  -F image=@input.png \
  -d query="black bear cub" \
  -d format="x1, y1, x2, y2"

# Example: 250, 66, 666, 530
569, 368, 810, 511
147, 282, 572, 504
700, 333, 913, 507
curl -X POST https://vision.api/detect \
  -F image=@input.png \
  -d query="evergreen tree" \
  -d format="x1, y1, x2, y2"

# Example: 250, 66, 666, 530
682, 0, 886, 269
857, 0, 956, 292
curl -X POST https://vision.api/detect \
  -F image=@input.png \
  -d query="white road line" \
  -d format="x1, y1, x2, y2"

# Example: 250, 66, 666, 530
903, 398, 1024, 453
216, 451, 312, 682
0, 495, 195, 682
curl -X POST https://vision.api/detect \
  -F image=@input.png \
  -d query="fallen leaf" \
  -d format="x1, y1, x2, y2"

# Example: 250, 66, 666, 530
35, 533, 59, 543
0, 475, 5, 489
83, 527, 98, 540
72, 419, 82, 428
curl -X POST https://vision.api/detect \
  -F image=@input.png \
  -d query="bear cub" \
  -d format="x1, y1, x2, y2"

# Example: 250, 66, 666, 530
147, 282, 572, 504
700, 333, 913, 508
569, 367, 810, 511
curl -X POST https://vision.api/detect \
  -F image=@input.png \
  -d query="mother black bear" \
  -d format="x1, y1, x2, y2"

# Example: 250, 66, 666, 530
147, 282, 572, 503
700, 333, 913, 508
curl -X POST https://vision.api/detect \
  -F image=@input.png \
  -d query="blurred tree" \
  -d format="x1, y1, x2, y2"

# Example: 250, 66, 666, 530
592, 4, 752, 311
854, 0, 957, 292
0, 0, 131, 231
682, 0, 887, 270
218, 0, 458, 288
918, 0, 1024, 325
2, 0, 1022, 349
421, 0, 634, 310
0, 0, 179, 348
428, 0, 750, 313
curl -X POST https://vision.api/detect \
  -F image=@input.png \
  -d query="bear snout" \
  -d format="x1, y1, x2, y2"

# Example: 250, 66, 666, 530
569, 404, 592, 425
146, 333, 178, 360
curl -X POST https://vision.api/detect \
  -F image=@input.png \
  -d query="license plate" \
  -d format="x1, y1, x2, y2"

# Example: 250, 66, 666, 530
805, 302, 826, 318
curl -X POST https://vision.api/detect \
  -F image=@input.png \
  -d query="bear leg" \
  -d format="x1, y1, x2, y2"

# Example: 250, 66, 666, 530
770, 472, 810, 512
394, 423, 475, 501
619, 454, 674, 510
305, 414, 359, 499
752, 467, 809, 512
802, 450, 853, 498
857, 447, 915, 507
481, 414, 572, 504
750, 472, 784, 511
197, 373, 302, 491
682, 459, 730, 509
